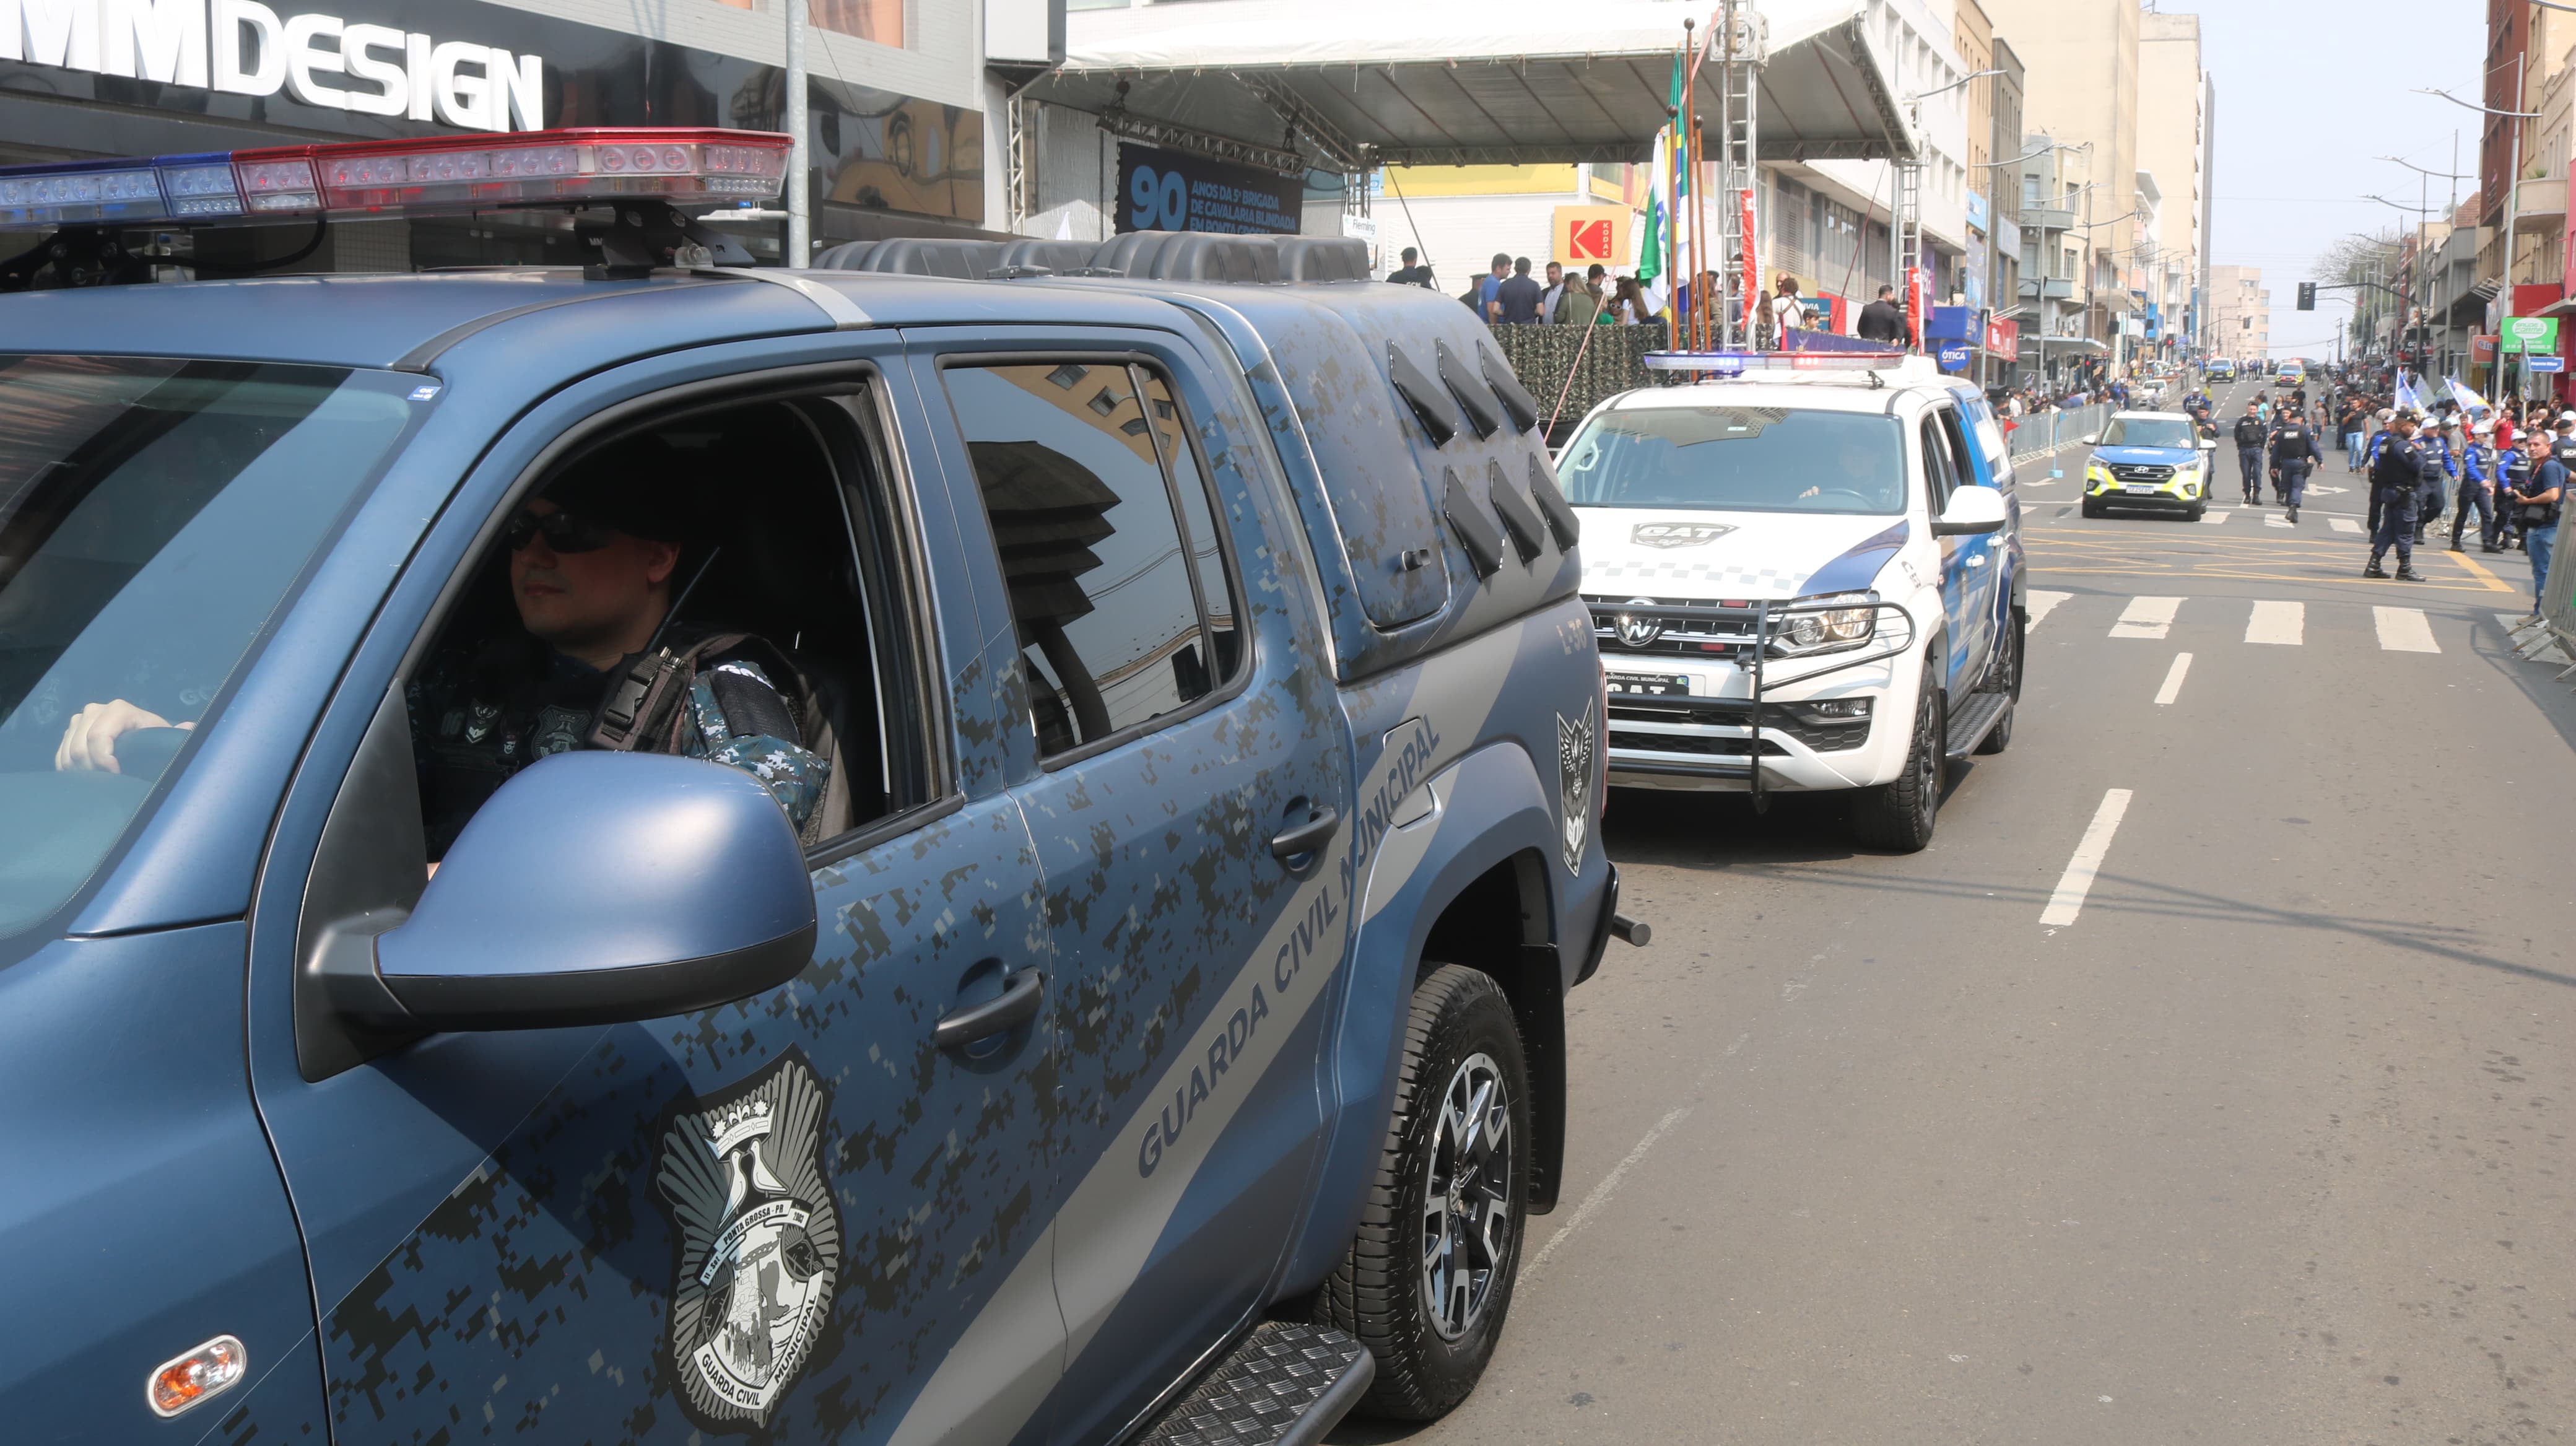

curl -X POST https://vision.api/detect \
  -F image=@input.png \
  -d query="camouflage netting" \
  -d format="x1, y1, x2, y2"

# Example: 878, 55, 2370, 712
1489, 323, 1681, 433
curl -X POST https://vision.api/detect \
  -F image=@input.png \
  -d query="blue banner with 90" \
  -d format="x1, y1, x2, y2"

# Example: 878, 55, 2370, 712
1116, 142, 1302, 236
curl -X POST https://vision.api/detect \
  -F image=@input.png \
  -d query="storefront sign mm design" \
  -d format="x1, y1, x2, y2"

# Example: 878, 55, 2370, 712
0, 0, 544, 132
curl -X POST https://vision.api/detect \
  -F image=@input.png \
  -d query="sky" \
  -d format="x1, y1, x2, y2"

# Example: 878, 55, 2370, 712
2167, 0, 2487, 357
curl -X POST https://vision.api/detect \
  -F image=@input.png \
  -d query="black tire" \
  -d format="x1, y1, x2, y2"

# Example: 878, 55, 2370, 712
2080, 497, 2105, 519
1974, 614, 2021, 756
1852, 661, 1943, 851
2184, 501, 2205, 521
1316, 964, 1531, 1420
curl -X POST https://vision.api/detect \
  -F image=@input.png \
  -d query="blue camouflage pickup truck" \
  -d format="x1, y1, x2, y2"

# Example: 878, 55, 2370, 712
0, 128, 1638, 1445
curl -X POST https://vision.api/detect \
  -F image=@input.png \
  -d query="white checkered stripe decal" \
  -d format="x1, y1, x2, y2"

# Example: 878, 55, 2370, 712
1587, 561, 1814, 590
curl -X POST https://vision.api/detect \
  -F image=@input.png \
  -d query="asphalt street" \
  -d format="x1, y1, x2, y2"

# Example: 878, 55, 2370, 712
1335, 377, 2576, 1445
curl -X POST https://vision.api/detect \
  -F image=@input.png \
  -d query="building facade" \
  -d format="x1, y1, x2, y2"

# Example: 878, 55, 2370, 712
1989, 35, 2025, 360
1983, 0, 2139, 359
2209, 264, 2269, 362
2136, 12, 2204, 368
0, 0, 1025, 269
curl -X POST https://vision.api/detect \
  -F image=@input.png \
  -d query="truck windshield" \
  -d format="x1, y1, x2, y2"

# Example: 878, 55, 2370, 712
2099, 417, 2198, 448
0, 356, 420, 944
1557, 407, 1907, 515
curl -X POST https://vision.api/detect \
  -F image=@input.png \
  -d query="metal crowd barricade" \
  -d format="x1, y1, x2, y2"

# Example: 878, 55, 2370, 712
2507, 506, 2576, 676
2004, 403, 2112, 464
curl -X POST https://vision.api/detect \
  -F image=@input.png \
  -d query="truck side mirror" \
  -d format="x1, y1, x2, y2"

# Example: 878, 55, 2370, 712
320, 752, 815, 1032
1933, 485, 2009, 537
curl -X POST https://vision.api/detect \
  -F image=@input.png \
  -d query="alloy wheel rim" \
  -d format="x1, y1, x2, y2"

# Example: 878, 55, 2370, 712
1916, 690, 1938, 799
1419, 1050, 1513, 1341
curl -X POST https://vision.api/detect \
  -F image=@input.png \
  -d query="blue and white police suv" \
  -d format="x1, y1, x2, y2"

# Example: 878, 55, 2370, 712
0, 130, 1644, 1444
1559, 352, 2026, 850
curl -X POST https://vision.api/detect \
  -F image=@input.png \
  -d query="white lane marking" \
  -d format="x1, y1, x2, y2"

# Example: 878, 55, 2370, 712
2245, 600, 2304, 645
2308, 484, 2349, 495
2027, 590, 2072, 630
2040, 788, 2134, 928
2374, 606, 2440, 653
2152, 652, 2193, 705
2265, 515, 2292, 528
1523, 1104, 1693, 1284
2330, 518, 2363, 534
2198, 510, 2230, 525
2110, 595, 2183, 638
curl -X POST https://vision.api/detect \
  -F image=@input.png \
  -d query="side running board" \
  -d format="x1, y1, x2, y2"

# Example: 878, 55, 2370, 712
1944, 690, 2011, 761
1136, 1323, 1375, 1446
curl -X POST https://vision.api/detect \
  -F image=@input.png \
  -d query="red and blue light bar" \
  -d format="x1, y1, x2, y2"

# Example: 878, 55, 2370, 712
1642, 351, 1915, 376
0, 128, 791, 232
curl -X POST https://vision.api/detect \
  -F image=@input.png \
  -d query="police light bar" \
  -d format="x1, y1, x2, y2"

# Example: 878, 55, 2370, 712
1642, 351, 1913, 375
0, 128, 790, 233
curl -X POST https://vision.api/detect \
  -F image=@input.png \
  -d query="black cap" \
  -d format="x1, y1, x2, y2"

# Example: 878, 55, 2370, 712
542, 432, 703, 544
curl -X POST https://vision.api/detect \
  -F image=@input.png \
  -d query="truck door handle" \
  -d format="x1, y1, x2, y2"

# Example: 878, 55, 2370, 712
934, 969, 1043, 1050
1269, 806, 1341, 865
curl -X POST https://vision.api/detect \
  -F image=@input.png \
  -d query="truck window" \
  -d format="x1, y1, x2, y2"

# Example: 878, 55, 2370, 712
406, 386, 934, 858
944, 360, 1238, 758
1, 357, 419, 947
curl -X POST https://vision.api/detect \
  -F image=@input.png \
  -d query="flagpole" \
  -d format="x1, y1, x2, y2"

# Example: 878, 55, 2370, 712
1666, 91, 1681, 352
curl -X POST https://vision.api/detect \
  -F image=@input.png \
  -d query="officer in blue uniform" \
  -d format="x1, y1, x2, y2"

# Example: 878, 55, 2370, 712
406, 433, 830, 855
2366, 412, 2427, 581
2232, 402, 2268, 505
2414, 416, 2457, 546
2269, 408, 2321, 523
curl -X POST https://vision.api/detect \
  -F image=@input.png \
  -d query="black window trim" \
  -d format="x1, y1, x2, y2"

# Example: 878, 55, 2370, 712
929, 346, 1259, 773
1916, 406, 1956, 515
388, 359, 959, 860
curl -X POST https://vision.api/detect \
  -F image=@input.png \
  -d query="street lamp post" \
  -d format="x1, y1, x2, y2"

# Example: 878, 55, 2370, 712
1897, 68, 2004, 357
2376, 149, 2474, 385
1977, 138, 2084, 388
2362, 193, 2441, 384
785, 0, 809, 266
2419, 79, 2542, 400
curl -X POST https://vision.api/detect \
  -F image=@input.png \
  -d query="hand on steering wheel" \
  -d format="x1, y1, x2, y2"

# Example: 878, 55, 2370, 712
54, 700, 191, 775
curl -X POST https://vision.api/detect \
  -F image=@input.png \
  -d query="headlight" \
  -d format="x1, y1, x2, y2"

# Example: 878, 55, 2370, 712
1770, 591, 1877, 656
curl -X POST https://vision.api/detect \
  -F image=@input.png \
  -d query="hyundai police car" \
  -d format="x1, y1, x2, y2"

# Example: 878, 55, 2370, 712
1560, 353, 2024, 851
2079, 410, 2217, 520
0, 129, 1645, 1445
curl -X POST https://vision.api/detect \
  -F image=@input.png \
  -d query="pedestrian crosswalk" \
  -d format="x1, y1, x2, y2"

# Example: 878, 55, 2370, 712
2245, 600, 2303, 645
2108, 596, 2182, 639
2146, 506, 2367, 530
2373, 606, 2440, 653
2028, 592, 2465, 653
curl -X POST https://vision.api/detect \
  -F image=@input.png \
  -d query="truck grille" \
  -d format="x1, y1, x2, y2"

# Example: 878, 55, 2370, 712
1608, 698, 1872, 753
2106, 463, 2174, 483
1586, 596, 1759, 658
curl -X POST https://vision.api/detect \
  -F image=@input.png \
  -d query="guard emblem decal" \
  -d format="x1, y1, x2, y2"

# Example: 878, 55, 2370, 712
1631, 521, 1735, 549
1557, 704, 1595, 874
653, 1048, 842, 1433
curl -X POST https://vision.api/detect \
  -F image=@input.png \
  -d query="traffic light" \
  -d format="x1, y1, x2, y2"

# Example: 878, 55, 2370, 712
2297, 282, 2317, 311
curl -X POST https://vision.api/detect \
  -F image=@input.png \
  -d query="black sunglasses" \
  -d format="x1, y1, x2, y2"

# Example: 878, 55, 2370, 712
503, 507, 620, 555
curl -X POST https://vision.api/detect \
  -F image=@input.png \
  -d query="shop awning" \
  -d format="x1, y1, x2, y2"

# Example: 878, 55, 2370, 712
1026, 0, 1915, 172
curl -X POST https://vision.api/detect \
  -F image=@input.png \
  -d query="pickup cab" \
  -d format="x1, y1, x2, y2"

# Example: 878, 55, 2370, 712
0, 129, 1635, 1446
1561, 355, 2022, 851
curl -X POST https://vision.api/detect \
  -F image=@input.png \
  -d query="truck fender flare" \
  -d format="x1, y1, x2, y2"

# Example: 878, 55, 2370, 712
1279, 740, 1563, 1291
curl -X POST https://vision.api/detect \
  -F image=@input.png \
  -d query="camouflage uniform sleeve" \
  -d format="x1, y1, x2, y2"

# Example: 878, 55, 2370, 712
680, 659, 829, 833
